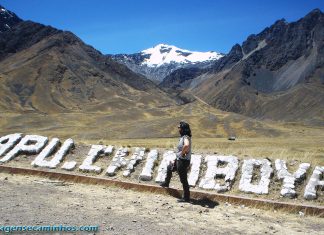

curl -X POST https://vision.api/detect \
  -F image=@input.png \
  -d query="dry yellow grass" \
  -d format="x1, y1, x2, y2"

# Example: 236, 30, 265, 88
1, 101, 323, 207
0, 100, 323, 165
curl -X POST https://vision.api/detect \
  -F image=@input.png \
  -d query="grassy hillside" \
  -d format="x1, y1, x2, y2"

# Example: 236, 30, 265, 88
1, 99, 323, 166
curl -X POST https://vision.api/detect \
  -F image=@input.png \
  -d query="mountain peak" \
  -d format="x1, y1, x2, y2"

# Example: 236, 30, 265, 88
307, 8, 323, 15
303, 8, 323, 22
140, 43, 223, 67
0, 5, 22, 33
111, 44, 224, 82
0, 5, 17, 18
152, 43, 176, 49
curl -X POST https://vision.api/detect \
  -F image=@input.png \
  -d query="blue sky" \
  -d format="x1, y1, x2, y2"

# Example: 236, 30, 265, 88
1, 0, 323, 54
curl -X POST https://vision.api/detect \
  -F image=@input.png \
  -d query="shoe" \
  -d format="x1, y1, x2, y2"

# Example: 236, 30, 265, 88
160, 182, 169, 188
177, 198, 190, 203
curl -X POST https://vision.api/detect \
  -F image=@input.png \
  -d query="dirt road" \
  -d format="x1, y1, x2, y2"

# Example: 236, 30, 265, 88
0, 172, 322, 235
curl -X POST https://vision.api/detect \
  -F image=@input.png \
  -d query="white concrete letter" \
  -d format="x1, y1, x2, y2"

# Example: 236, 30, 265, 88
199, 155, 239, 192
239, 159, 273, 194
140, 149, 158, 181
79, 145, 113, 173
304, 166, 324, 200
31, 138, 73, 168
0, 133, 22, 157
275, 159, 310, 198
188, 154, 202, 187
123, 147, 145, 177
32, 138, 60, 167
106, 147, 129, 176
155, 150, 176, 183
0, 135, 48, 163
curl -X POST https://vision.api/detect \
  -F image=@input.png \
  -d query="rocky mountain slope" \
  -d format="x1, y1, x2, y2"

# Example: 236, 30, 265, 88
164, 9, 324, 122
110, 44, 223, 83
0, 5, 175, 113
0, 5, 21, 33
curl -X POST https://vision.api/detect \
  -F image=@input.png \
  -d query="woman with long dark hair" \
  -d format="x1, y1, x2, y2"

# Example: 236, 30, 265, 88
160, 121, 192, 202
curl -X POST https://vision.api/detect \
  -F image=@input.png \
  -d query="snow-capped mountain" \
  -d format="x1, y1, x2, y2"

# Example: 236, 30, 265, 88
109, 44, 224, 83
141, 44, 222, 67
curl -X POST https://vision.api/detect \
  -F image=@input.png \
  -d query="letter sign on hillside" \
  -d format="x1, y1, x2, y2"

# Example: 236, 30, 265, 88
239, 159, 273, 194
31, 138, 74, 169
0, 133, 322, 200
199, 155, 239, 192
275, 159, 310, 198
304, 166, 324, 200
0, 135, 48, 163
79, 145, 113, 173
0, 133, 22, 157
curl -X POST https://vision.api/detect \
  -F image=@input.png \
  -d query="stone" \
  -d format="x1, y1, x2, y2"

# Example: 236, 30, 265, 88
61, 161, 77, 171
199, 155, 239, 192
155, 150, 176, 183
123, 147, 145, 177
31, 138, 74, 168
31, 138, 60, 167
0, 135, 48, 163
0, 133, 22, 157
140, 149, 158, 181
304, 166, 324, 200
239, 159, 273, 194
188, 154, 202, 187
275, 159, 310, 198
106, 147, 129, 176
79, 145, 113, 173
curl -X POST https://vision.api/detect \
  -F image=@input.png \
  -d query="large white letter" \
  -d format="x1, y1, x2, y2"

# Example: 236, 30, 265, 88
199, 155, 239, 192
123, 147, 145, 177
239, 159, 273, 194
61, 161, 77, 171
32, 138, 60, 167
155, 151, 176, 183
188, 154, 202, 187
31, 138, 74, 168
106, 147, 129, 176
0, 135, 48, 163
79, 145, 114, 173
275, 159, 310, 198
304, 166, 324, 200
140, 149, 158, 181
0, 133, 22, 157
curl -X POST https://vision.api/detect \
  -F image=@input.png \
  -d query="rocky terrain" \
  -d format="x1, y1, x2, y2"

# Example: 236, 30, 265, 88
0, 5, 175, 113
0, 6, 21, 33
162, 9, 324, 122
0, 172, 323, 235
0, 4, 323, 124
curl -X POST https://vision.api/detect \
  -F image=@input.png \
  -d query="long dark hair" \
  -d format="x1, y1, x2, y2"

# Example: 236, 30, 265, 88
179, 121, 192, 137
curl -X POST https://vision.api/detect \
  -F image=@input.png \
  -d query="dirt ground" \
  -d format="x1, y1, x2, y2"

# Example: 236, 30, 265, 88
0, 172, 323, 235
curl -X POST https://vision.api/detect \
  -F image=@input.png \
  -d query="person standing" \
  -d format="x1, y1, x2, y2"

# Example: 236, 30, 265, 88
160, 121, 192, 203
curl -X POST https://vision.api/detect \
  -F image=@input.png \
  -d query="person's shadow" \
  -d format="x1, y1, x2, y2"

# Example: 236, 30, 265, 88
189, 197, 219, 208
160, 187, 219, 208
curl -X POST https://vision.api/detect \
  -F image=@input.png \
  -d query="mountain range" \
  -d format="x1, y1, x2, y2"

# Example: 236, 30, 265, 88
0, 4, 323, 125
0, 5, 175, 113
158, 9, 323, 122
110, 44, 223, 83
186, 9, 324, 122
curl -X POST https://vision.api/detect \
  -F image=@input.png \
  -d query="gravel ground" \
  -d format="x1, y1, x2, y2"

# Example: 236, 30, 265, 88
0, 172, 323, 235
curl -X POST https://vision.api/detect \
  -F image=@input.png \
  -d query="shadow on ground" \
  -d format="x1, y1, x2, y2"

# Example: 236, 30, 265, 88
189, 197, 219, 208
